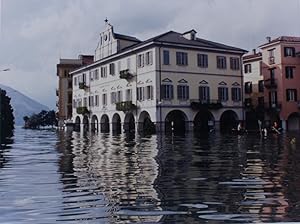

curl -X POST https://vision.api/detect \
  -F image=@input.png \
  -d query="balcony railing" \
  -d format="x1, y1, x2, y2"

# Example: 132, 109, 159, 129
76, 106, 89, 115
269, 56, 275, 64
190, 99, 223, 110
119, 69, 133, 80
79, 82, 88, 90
264, 79, 277, 89
116, 101, 136, 111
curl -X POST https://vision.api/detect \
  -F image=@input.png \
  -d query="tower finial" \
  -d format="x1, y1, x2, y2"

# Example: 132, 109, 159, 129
104, 17, 108, 24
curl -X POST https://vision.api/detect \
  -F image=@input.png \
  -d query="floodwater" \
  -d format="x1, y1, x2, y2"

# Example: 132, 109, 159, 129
1, 127, 300, 223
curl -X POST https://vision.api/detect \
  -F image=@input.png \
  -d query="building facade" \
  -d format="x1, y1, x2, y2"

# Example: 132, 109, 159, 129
242, 36, 300, 131
56, 55, 93, 125
71, 22, 246, 134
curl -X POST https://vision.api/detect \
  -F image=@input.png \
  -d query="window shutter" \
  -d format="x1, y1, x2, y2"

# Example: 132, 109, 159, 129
292, 48, 296, 57
286, 89, 289, 101
177, 86, 181, 99
218, 87, 221, 100
295, 90, 298, 101
231, 88, 234, 101
170, 85, 174, 99
284, 47, 287, 57
187, 86, 189, 99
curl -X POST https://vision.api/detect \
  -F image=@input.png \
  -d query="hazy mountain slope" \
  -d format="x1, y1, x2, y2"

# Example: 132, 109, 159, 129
0, 84, 49, 125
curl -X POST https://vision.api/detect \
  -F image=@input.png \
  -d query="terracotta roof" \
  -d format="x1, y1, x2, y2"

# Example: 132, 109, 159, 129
243, 52, 262, 60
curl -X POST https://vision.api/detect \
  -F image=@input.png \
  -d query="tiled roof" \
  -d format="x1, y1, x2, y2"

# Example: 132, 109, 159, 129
114, 33, 141, 42
260, 36, 300, 47
243, 52, 262, 60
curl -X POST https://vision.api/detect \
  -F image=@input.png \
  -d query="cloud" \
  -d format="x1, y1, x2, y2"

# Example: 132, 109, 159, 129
0, 0, 300, 109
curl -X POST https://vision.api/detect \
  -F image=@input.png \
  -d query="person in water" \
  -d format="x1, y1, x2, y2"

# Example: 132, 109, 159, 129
271, 121, 282, 133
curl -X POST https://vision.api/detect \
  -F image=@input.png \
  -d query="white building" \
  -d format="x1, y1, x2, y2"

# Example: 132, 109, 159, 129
71, 22, 247, 134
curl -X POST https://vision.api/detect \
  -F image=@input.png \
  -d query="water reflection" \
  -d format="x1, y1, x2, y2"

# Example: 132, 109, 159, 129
1, 128, 300, 223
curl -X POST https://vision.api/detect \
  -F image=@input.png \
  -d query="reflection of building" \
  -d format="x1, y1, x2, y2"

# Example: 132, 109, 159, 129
71, 21, 246, 134
56, 55, 93, 125
243, 37, 300, 131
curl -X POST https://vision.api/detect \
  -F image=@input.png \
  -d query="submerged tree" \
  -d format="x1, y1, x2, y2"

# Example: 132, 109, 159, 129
23, 110, 57, 129
0, 89, 15, 144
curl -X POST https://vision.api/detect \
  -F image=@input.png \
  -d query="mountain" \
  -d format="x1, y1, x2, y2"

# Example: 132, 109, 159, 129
0, 84, 49, 126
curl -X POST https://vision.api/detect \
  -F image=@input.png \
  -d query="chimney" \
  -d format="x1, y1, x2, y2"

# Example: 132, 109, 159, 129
266, 36, 271, 43
252, 49, 256, 55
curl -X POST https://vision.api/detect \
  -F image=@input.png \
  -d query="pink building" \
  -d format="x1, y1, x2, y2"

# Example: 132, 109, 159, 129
260, 36, 300, 130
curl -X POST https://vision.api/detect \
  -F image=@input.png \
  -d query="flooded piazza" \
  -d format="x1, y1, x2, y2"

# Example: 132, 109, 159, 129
1, 127, 300, 223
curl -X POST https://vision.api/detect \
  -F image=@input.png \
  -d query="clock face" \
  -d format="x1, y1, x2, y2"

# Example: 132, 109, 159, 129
104, 34, 108, 41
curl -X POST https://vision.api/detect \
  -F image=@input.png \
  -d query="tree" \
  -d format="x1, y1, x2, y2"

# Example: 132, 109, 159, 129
0, 89, 15, 144
23, 110, 57, 129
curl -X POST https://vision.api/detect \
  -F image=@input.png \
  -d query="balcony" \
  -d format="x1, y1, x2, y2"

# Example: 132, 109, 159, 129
119, 69, 133, 80
190, 99, 223, 110
79, 82, 89, 90
76, 106, 89, 115
116, 101, 136, 111
264, 79, 277, 89
269, 56, 275, 64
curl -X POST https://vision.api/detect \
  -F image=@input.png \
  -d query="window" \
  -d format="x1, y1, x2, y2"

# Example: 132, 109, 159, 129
258, 80, 264, 92
145, 51, 153, 65
89, 96, 94, 107
111, 92, 116, 104
137, 54, 144, 67
218, 87, 228, 101
230, 57, 240, 70
117, 90, 122, 103
176, 52, 188, 65
162, 84, 173, 100
68, 80, 72, 89
109, 63, 115, 75
177, 85, 189, 100
102, 94, 107, 106
284, 47, 295, 57
285, 66, 294, 79
126, 89, 132, 101
137, 87, 144, 101
231, 87, 241, 101
244, 64, 251, 73
74, 77, 77, 86
94, 69, 99, 80
245, 82, 252, 94
146, 85, 153, 100
199, 86, 210, 102
83, 97, 87, 107
89, 71, 93, 81
82, 73, 86, 82
197, 54, 208, 68
286, 89, 297, 101
269, 49, 275, 64
101, 66, 107, 78
217, 56, 226, 69
163, 50, 170, 65
95, 95, 99, 107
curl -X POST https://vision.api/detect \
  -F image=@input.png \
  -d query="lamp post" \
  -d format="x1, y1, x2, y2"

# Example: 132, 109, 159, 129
0, 68, 10, 147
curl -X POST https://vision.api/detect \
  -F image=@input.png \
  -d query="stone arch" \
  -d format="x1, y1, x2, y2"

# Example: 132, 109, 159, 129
193, 109, 215, 133
124, 112, 135, 134
220, 110, 238, 133
138, 111, 156, 134
165, 110, 188, 134
91, 115, 99, 132
83, 115, 89, 132
112, 113, 121, 135
75, 116, 81, 132
287, 112, 300, 131
100, 114, 110, 133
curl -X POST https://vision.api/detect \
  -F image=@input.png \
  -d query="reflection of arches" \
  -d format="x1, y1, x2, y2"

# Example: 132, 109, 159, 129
75, 116, 81, 132
287, 112, 300, 131
112, 113, 121, 135
91, 115, 99, 132
83, 115, 89, 132
220, 110, 238, 132
100, 114, 110, 133
124, 113, 135, 133
138, 111, 156, 134
165, 110, 188, 133
194, 110, 214, 133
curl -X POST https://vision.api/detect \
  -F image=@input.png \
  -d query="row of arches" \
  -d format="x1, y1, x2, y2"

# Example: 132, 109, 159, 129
75, 111, 155, 134
74, 109, 240, 134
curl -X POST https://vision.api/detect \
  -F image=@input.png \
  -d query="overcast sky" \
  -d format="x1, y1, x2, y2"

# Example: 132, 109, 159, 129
0, 0, 300, 109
